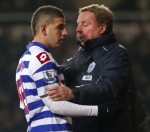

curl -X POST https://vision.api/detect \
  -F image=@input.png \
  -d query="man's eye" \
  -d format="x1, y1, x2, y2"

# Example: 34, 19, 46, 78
57, 25, 65, 30
83, 24, 88, 27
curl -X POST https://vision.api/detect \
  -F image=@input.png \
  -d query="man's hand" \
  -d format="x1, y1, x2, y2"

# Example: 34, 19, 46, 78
47, 82, 74, 101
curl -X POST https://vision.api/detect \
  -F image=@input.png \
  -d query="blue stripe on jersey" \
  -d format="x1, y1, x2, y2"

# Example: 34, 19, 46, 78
22, 49, 31, 56
28, 100, 44, 111
16, 61, 29, 73
16, 75, 33, 87
28, 42, 50, 52
20, 50, 31, 60
25, 50, 31, 55
16, 67, 21, 73
24, 61, 30, 68
30, 123, 72, 132
27, 110, 63, 126
24, 89, 37, 96
33, 62, 59, 74
35, 78, 59, 88
21, 75, 34, 82
35, 79, 47, 88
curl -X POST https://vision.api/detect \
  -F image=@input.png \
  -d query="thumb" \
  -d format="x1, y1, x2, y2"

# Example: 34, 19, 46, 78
56, 76, 63, 86
59, 81, 64, 86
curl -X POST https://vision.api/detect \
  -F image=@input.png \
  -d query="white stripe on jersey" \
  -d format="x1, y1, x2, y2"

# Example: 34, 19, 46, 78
20, 82, 36, 90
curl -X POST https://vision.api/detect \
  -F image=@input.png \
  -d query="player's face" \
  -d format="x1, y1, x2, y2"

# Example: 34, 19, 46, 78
46, 18, 68, 48
76, 11, 101, 43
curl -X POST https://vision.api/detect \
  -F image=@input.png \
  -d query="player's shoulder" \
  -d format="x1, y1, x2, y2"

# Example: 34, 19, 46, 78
29, 46, 54, 63
29, 47, 57, 74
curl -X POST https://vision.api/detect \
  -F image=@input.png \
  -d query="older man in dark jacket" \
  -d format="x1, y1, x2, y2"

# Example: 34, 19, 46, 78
48, 4, 138, 132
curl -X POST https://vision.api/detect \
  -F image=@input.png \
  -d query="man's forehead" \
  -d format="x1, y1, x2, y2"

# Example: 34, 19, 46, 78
53, 17, 65, 20
77, 11, 96, 22
52, 17, 66, 23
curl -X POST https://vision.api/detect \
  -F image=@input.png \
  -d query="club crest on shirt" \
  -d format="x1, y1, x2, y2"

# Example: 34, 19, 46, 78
36, 52, 50, 64
43, 71, 56, 83
87, 62, 96, 73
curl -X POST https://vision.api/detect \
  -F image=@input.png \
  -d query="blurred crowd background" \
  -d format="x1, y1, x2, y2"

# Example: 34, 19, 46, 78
0, 0, 150, 131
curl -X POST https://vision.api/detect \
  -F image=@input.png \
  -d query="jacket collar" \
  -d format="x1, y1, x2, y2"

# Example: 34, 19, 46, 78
76, 32, 117, 50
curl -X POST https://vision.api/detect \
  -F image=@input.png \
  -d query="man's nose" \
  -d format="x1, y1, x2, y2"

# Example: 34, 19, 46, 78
76, 25, 82, 33
63, 28, 68, 36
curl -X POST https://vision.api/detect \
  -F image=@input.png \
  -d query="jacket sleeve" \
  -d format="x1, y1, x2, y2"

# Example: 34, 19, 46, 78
70, 48, 134, 105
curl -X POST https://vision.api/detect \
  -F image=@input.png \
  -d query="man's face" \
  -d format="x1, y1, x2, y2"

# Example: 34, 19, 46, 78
45, 18, 68, 48
76, 11, 101, 42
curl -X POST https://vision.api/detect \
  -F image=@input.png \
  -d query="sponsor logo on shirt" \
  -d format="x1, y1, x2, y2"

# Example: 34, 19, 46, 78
43, 70, 56, 83
36, 52, 50, 64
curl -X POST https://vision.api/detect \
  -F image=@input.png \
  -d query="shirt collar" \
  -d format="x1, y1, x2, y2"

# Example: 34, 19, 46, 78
26, 42, 50, 52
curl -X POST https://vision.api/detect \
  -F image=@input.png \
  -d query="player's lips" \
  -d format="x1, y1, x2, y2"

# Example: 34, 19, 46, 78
59, 38, 64, 44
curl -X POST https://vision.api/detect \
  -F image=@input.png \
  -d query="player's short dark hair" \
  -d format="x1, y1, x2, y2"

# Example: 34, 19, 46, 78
31, 5, 65, 36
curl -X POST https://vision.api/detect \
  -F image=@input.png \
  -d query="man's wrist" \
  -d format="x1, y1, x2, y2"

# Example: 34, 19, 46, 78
70, 88, 80, 103
69, 89, 74, 100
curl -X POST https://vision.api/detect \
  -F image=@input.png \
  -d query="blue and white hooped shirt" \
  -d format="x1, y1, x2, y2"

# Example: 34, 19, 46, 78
16, 42, 72, 132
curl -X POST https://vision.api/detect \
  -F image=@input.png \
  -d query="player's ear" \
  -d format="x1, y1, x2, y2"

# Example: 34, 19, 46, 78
41, 25, 47, 36
99, 23, 106, 34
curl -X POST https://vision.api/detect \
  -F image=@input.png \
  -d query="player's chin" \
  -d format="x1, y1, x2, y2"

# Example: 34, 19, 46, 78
54, 43, 62, 48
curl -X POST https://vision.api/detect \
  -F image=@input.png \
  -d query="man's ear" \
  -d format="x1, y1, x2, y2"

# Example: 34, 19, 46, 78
41, 25, 47, 36
99, 23, 106, 34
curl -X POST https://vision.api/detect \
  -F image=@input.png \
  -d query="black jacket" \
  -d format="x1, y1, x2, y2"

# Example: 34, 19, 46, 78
61, 32, 137, 132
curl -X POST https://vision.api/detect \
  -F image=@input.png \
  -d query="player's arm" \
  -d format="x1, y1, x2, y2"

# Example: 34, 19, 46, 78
41, 94, 98, 117
31, 52, 98, 117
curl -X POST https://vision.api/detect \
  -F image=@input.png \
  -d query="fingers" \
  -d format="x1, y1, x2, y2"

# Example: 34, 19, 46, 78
47, 88, 58, 96
59, 81, 64, 86
47, 86, 61, 101
46, 82, 73, 101
49, 92, 62, 101
47, 86, 59, 100
47, 85, 63, 101
58, 86, 73, 101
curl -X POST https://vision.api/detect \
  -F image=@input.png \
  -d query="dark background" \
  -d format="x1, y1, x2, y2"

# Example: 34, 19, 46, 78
0, 0, 150, 131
